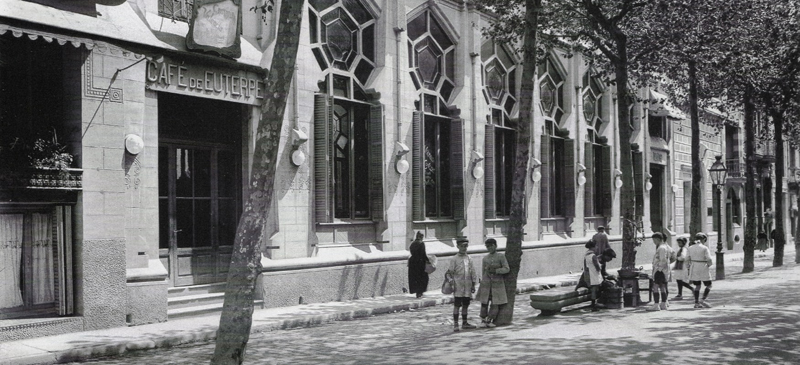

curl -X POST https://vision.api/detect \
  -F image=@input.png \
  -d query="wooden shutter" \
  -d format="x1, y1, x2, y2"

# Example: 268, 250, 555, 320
451, 118, 465, 220
412, 111, 425, 221
314, 94, 333, 224
584, 142, 594, 217
633, 150, 644, 218
562, 138, 575, 217
602, 145, 613, 217
540, 135, 550, 218
484, 125, 496, 219
369, 103, 385, 222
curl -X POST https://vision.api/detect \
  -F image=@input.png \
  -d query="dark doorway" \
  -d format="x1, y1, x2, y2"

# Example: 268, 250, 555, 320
157, 93, 242, 286
650, 164, 665, 234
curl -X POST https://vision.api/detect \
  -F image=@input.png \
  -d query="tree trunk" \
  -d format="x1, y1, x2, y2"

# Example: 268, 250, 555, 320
614, 44, 637, 271
495, 0, 539, 326
742, 86, 757, 273
771, 107, 785, 267
688, 60, 703, 239
796, 192, 800, 264
211, 2, 304, 364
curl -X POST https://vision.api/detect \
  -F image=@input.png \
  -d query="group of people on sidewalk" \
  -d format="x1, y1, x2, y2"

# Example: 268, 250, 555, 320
407, 233, 509, 332
648, 231, 716, 310
408, 227, 722, 331
578, 228, 717, 312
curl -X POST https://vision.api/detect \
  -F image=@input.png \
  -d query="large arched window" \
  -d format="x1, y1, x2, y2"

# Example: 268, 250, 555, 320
583, 72, 611, 218
407, 9, 463, 220
481, 39, 517, 218
310, 0, 383, 223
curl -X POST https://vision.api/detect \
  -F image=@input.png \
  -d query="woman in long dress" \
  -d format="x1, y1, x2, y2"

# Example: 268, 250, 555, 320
408, 231, 429, 298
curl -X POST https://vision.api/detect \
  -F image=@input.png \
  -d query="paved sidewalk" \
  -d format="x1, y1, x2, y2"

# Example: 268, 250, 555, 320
0, 245, 794, 365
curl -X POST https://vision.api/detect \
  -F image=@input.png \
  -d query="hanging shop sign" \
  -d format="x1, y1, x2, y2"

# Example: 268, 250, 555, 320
186, 0, 242, 59
146, 57, 265, 105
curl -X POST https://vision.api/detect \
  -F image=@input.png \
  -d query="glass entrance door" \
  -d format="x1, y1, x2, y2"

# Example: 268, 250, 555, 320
159, 144, 237, 286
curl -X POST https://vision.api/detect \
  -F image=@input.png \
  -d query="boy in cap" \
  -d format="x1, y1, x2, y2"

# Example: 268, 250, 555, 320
475, 238, 510, 327
446, 238, 478, 331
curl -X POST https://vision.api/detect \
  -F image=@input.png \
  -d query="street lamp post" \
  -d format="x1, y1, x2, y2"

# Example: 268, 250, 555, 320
709, 155, 728, 280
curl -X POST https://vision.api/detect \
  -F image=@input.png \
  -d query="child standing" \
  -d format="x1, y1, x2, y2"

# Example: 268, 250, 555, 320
672, 237, 694, 300
582, 240, 603, 311
475, 238, 510, 327
687, 232, 714, 308
446, 238, 478, 332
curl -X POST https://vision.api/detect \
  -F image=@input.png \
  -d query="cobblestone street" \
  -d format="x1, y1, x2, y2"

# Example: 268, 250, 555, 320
68, 254, 800, 365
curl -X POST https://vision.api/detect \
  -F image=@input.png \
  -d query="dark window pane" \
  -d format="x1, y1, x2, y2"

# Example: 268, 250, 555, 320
159, 198, 169, 249
407, 12, 427, 41
508, 69, 517, 98
362, 24, 375, 62
424, 121, 437, 217
176, 199, 194, 248
333, 74, 350, 98
550, 63, 563, 85
417, 43, 441, 86
438, 120, 451, 216
218, 199, 236, 247
354, 59, 374, 86
429, 16, 453, 50
502, 129, 514, 215
440, 80, 454, 102
444, 51, 454, 81
343, 0, 372, 24
159, 146, 169, 197
176, 148, 193, 198
407, 42, 414, 68
353, 106, 370, 218
504, 97, 515, 115
310, 0, 337, 12
325, 18, 355, 62
313, 47, 328, 71
424, 94, 437, 114
218, 150, 235, 198
498, 45, 515, 69
194, 199, 210, 247
334, 105, 351, 218
480, 40, 493, 62
309, 10, 318, 44
194, 149, 211, 197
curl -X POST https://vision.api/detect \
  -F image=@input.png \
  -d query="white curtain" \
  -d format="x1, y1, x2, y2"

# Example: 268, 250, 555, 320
32, 213, 54, 304
0, 214, 24, 309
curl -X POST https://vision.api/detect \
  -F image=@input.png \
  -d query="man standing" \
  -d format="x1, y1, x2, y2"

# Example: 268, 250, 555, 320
648, 232, 672, 311
687, 232, 714, 308
592, 227, 610, 274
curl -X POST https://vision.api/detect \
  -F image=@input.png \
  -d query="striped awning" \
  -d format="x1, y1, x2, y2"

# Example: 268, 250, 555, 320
0, 23, 95, 49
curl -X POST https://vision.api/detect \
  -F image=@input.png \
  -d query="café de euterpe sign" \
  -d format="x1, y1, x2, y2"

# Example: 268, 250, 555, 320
187, 0, 242, 59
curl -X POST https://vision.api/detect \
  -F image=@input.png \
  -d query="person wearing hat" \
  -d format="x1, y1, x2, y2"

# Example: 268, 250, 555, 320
687, 232, 714, 308
672, 237, 695, 300
591, 226, 610, 276
446, 238, 478, 332
408, 231, 430, 298
475, 238, 510, 327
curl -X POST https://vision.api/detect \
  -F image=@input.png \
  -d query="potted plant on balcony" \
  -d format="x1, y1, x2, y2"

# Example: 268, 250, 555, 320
0, 128, 80, 189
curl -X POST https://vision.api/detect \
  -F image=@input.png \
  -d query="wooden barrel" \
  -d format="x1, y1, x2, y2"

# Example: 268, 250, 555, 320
603, 287, 624, 309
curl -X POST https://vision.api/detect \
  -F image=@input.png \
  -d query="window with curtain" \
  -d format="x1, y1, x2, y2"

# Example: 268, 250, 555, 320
407, 9, 464, 221
310, 0, 383, 223
1, 207, 73, 319
481, 39, 518, 218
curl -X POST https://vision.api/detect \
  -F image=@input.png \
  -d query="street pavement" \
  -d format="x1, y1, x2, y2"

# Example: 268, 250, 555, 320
1, 245, 797, 365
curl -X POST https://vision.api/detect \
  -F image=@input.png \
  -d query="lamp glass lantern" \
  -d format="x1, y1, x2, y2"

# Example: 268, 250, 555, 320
709, 155, 728, 186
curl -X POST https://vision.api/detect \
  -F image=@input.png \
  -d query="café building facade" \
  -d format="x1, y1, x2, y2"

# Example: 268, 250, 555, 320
0, 0, 682, 341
